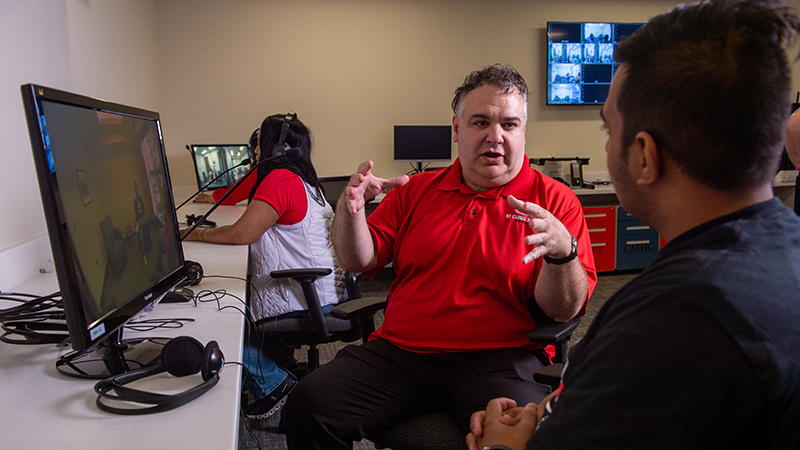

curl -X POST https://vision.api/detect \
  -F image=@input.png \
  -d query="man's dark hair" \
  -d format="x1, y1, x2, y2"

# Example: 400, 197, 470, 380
614, 0, 800, 190
451, 64, 529, 120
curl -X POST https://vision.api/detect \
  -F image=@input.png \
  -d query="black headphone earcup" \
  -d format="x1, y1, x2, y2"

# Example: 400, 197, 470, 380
94, 336, 223, 415
183, 260, 203, 286
202, 340, 224, 381
271, 142, 290, 165
161, 336, 204, 377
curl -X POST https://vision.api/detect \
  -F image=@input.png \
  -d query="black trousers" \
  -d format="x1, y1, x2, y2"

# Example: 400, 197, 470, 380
283, 339, 549, 450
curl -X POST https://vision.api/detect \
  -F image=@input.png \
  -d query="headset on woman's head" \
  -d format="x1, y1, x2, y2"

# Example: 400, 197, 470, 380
269, 112, 297, 166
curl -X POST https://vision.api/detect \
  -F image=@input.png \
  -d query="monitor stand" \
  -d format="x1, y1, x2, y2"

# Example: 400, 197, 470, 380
56, 329, 169, 379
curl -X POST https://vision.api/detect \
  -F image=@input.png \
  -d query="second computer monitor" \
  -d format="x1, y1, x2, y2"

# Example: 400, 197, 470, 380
189, 144, 250, 190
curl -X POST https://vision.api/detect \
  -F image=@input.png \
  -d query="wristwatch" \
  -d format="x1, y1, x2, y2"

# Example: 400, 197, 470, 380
544, 235, 578, 265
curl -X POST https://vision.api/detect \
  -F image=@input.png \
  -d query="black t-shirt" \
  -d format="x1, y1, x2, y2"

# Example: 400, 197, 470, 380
529, 198, 800, 449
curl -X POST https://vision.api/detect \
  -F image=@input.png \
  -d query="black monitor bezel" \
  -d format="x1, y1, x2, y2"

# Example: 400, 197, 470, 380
546, 21, 645, 106
188, 143, 250, 191
393, 125, 453, 163
20, 83, 187, 353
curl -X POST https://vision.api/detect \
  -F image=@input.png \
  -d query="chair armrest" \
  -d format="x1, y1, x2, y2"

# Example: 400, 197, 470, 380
270, 268, 333, 339
528, 316, 580, 345
528, 316, 580, 364
330, 296, 387, 320
270, 268, 332, 279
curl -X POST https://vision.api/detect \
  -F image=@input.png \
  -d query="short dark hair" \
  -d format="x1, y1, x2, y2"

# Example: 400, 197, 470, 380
451, 64, 529, 120
614, 0, 800, 190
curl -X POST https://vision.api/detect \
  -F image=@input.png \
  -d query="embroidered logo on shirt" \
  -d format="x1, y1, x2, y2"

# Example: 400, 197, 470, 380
506, 209, 530, 224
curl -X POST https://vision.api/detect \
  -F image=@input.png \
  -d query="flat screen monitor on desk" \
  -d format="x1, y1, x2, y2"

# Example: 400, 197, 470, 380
21, 84, 187, 378
189, 144, 250, 191
394, 125, 452, 174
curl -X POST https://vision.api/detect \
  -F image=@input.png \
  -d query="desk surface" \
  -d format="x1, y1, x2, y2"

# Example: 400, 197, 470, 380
0, 194, 248, 449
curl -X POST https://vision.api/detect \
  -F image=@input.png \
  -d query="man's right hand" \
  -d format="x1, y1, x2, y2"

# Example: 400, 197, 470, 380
342, 160, 408, 215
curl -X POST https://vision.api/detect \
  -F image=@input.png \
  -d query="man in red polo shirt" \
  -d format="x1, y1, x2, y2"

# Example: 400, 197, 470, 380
283, 64, 597, 450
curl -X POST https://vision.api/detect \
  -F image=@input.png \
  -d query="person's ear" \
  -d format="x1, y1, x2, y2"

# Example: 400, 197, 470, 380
452, 114, 459, 143
632, 131, 660, 185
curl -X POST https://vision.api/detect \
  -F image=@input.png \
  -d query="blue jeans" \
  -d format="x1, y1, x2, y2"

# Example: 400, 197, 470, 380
242, 341, 288, 401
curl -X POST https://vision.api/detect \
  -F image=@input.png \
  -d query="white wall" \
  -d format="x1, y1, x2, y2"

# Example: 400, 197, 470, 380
0, 0, 158, 287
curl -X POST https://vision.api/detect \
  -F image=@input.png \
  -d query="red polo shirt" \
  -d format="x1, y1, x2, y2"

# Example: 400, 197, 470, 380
366, 158, 596, 355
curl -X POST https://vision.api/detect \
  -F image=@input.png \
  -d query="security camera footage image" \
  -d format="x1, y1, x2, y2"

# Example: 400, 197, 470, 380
39, 100, 183, 330
547, 21, 644, 105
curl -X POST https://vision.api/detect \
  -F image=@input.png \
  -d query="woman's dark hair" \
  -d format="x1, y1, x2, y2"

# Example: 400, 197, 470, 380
249, 113, 324, 206
247, 128, 259, 161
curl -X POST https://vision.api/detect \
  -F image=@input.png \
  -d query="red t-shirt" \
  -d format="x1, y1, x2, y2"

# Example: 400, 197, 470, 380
250, 169, 307, 225
366, 158, 597, 354
211, 168, 259, 205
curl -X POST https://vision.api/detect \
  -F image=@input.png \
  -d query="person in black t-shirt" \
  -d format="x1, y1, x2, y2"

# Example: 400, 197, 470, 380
468, 1, 800, 449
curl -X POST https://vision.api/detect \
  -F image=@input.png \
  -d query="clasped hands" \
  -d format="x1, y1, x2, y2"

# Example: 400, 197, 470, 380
466, 392, 555, 450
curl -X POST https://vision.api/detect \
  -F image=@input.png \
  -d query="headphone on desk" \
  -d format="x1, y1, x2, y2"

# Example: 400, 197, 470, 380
182, 260, 204, 287
268, 112, 297, 166
94, 336, 224, 415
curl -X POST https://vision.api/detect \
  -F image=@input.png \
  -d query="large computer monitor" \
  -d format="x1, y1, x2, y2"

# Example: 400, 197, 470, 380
189, 144, 250, 191
394, 125, 452, 174
21, 84, 187, 378
547, 21, 645, 105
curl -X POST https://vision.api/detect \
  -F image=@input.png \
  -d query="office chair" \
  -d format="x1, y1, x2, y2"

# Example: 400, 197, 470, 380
368, 314, 581, 450
318, 176, 352, 212
255, 269, 386, 373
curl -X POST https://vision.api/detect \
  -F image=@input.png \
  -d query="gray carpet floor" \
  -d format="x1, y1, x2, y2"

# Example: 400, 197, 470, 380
237, 270, 640, 450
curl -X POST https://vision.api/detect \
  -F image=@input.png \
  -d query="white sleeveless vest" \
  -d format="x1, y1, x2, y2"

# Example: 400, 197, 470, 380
248, 182, 345, 321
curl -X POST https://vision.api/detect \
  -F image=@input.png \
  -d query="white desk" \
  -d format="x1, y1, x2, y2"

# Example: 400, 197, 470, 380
0, 194, 249, 450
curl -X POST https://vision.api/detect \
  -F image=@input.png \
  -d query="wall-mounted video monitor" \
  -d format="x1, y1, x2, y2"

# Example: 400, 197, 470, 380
547, 21, 645, 105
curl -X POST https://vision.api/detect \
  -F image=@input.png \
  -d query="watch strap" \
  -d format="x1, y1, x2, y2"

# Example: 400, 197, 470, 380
544, 235, 578, 265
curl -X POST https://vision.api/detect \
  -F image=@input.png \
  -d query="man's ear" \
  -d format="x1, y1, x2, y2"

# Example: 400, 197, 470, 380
633, 131, 660, 185
452, 114, 459, 143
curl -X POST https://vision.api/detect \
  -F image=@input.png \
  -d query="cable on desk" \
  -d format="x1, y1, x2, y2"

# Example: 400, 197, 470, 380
125, 317, 196, 332
0, 292, 62, 322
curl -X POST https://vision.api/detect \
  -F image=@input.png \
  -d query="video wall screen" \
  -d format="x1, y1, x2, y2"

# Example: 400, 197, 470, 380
547, 22, 644, 105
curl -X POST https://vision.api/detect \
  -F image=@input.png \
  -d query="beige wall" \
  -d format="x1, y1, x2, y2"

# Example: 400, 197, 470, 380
1, 0, 799, 284
154, 0, 800, 186
155, 0, 685, 185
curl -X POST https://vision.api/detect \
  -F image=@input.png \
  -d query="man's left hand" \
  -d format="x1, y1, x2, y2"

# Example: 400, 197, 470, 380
507, 195, 573, 265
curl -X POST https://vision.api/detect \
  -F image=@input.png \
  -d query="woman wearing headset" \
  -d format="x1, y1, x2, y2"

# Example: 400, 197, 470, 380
183, 113, 344, 419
